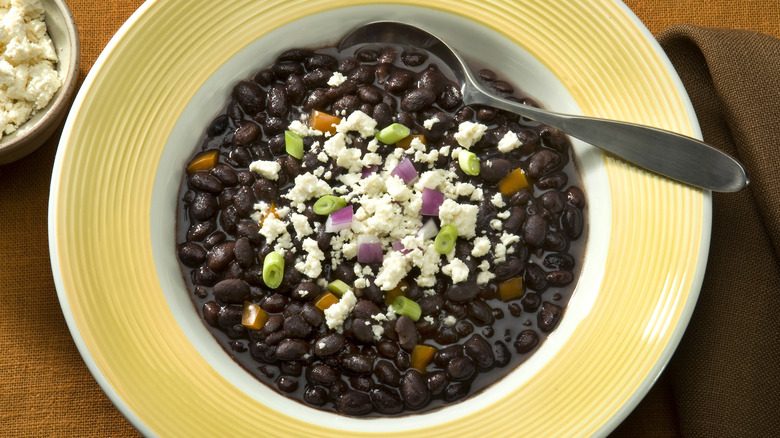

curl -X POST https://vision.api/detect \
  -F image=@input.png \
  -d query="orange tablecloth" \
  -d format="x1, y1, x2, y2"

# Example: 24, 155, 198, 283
2, 1, 778, 436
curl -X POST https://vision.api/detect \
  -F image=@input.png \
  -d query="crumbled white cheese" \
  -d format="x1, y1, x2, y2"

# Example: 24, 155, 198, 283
285, 172, 332, 206
423, 117, 439, 130
454, 121, 488, 149
442, 258, 469, 283
259, 215, 287, 243
336, 110, 377, 138
443, 315, 457, 326
324, 289, 357, 332
374, 248, 411, 291
497, 130, 522, 153
327, 71, 347, 87
438, 199, 479, 238
290, 213, 314, 238
0, 0, 61, 137
491, 193, 506, 208
471, 236, 491, 257
497, 210, 510, 219
490, 219, 503, 230
294, 237, 326, 278
476, 260, 495, 285
287, 119, 322, 137
249, 160, 281, 180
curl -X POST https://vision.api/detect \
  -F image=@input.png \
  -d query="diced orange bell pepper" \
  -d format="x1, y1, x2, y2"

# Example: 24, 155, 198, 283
498, 167, 530, 196
396, 134, 426, 150
498, 276, 525, 302
258, 202, 278, 227
309, 110, 341, 135
241, 302, 269, 330
186, 149, 219, 174
314, 291, 340, 311
384, 280, 408, 306
410, 344, 437, 372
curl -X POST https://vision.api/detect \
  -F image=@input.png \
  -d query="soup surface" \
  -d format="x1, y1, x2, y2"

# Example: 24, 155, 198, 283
176, 42, 587, 416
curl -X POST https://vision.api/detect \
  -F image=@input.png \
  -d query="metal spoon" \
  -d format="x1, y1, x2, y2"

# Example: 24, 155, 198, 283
338, 21, 749, 192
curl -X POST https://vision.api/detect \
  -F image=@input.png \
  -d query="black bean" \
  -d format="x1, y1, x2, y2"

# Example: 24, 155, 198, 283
275, 339, 309, 360
467, 300, 494, 326
398, 48, 427, 66
272, 61, 303, 80
252, 179, 278, 203
302, 68, 332, 88
303, 88, 330, 112
562, 206, 583, 239
192, 266, 218, 286
217, 304, 243, 329
203, 231, 226, 250
377, 340, 399, 359
544, 231, 568, 252
357, 85, 382, 104
276, 376, 298, 393
492, 80, 514, 94
565, 186, 587, 209
514, 330, 539, 354
372, 102, 393, 129
418, 294, 444, 316
308, 364, 339, 385
304, 386, 328, 406
478, 69, 497, 81
464, 334, 494, 369
348, 65, 375, 84
207, 241, 235, 272
188, 171, 223, 194
401, 88, 436, 112
305, 53, 338, 71
435, 83, 461, 110
232, 80, 266, 115
547, 270, 574, 287
544, 253, 575, 270
445, 281, 480, 303
278, 48, 313, 62
266, 84, 289, 118
538, 302, 563, 333
354, 46, 379, 62
400, 369, 429, 409
375, 360, 401, 387
187, 220, 215, 242
190, 192, 218, 221
210, 164, 238, 187
445, 356, 475, 381
338, 57, 359, 74
521, 293, 542, 313
177, 242, 206, 267
232, 122, 260, 147
229, 187, 254, 218
339, 390, 372, 416
394, 315, 418, 352
385, 68, 415, 94
493, 341, 511, 367
527, 149, 562, 179
538, 172, 568, 190
476, 107, 498, 123
201, 301, 219, 327
260, 293, 286, 313
340, 353, 373, 375
231, 237, 254, 268
494, 258, 524, 282
540, 191, 566, 216
502, 206, 526, 234
314, 333, 344, 357
370, 386, 403, 414
481, 158, 513, 183
253, 68, 275, 86
263, 116, 286, 136
377, 46, 397, 64
351, 318, 375, 344
394, 350, 410, 371
508, 189, 532, 207
353, 299, 382, 320
332, 94, 361, 115
219, 205, 239, 234
434, 325, 459, 344
285, 74, 306, 105
522, 213, 547, 248
207, 114, 229, 137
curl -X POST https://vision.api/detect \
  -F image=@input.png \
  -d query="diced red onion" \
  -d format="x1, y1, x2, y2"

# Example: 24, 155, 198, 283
361, 165, 378, 179
325, 205, 353, 233
420, 188, 445, 216
357, 235, 383, 263
417, 218, 439, 241
392, 241, 412, 255
390, 157, 418, 184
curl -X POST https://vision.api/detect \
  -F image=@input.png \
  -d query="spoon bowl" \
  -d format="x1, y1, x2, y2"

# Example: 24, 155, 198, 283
339, 21, 749, 192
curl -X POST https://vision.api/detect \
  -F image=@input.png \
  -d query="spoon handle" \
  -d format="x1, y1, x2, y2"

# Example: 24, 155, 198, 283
467, 92, 749, 192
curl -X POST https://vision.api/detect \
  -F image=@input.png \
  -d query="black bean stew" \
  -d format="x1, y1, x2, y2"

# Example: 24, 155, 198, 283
176, 43, 587, 416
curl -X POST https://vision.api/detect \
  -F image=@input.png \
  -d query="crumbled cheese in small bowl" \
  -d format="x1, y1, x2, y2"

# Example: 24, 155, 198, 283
0, 0, 80, 165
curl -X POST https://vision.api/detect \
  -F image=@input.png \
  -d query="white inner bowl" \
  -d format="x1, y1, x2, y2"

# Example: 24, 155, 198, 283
151, 4, 610, 432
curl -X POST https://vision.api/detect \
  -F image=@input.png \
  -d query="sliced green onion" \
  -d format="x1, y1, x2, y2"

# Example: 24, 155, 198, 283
284, 130, 304, 159
313, 195, 347, 215
262, 251, 285, 289
328, 279, 352, 297
458, 150, 480, 176
392, 296, 422, 321
375, 123, 410, 145
434, 224, 458, 254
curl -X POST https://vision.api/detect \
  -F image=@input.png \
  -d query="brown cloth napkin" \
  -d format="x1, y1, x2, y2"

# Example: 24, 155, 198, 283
613, 25, 780, 437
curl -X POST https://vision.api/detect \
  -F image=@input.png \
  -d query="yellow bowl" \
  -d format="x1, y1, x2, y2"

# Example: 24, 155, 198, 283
49, 1, 708, 436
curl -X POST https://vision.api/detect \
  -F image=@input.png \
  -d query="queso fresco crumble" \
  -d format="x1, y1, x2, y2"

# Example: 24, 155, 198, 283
0, 0, 61, 137
177, 43, 587, 416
